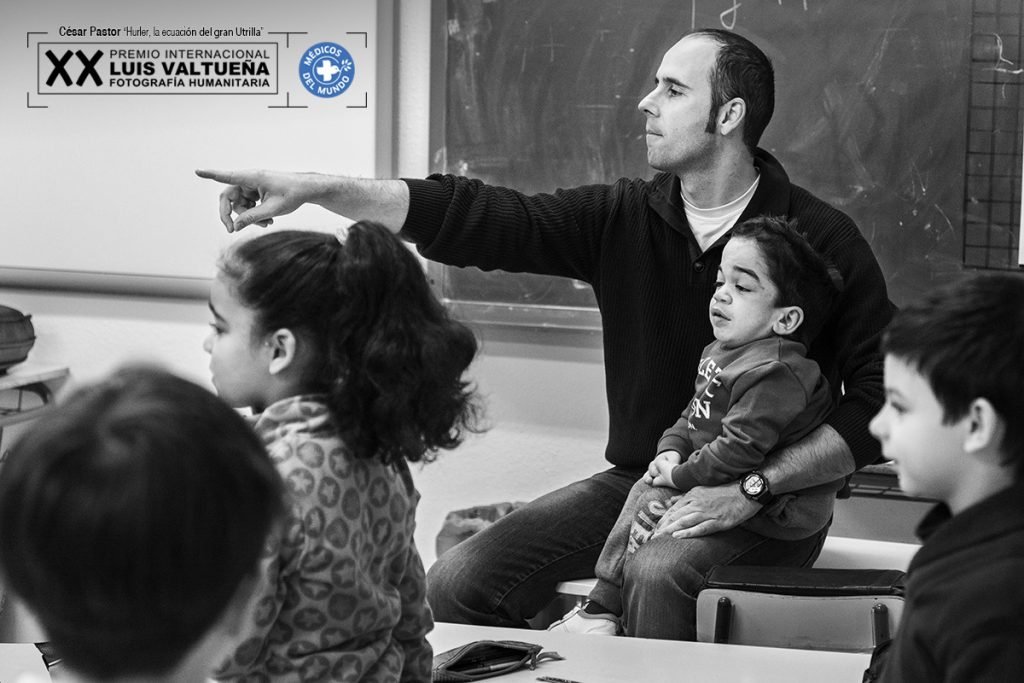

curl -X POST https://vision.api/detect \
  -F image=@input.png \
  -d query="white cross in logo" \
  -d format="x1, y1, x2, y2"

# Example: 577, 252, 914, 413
316, 58, 341, 82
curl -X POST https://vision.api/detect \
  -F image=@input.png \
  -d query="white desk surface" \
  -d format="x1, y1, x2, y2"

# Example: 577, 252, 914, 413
0, 644, 49, 681
428, 622, 870, 683
1, 622, 871, 682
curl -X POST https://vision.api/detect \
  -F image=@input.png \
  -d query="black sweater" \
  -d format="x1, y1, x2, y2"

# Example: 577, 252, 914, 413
870, 483, 1024, 682
401, 149, 894, 471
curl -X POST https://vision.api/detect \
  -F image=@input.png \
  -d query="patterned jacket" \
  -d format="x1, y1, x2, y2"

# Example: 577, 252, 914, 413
215, 395, 432, 683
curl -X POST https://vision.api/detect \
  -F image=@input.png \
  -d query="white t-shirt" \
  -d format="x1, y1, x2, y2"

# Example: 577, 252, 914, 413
683, 174, 761, 252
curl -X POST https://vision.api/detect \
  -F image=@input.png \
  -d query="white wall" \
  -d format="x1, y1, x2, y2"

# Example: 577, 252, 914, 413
0, 0, 925, 572
0, 286, 612, 568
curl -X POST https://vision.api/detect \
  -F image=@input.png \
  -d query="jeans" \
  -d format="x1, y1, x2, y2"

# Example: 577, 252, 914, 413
427, 467, 644, 628
427, 467, 829, 640
618, 520, 828, 639
589, 478, 681, 617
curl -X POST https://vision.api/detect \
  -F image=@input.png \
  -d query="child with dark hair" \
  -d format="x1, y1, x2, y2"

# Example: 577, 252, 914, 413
551, 215, 844, 635
864, 272, 1024, 682
0, 365, 285, 682
205, 222, 480, 681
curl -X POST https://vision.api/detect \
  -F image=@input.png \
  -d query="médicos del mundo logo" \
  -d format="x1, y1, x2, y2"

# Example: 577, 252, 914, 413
299, 41, 354, 98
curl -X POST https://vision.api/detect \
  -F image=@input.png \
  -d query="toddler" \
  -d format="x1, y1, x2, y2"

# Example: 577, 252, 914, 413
551, 216, 842, 635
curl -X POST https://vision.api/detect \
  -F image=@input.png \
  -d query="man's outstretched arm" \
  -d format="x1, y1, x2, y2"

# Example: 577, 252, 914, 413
195, 168, 410, 233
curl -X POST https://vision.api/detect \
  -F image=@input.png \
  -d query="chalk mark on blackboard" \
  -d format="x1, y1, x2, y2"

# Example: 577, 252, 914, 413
861, 28, 907, 91
541, 26, 563, 63
984, 34, 1023, 76
930, 203, 955, 241
909, 162, 928, 200
719, 0, 741, 30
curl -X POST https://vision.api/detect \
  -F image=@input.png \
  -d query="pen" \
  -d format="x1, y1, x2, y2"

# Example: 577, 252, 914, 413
457, 658, 523, 675
537, 677, 584, 683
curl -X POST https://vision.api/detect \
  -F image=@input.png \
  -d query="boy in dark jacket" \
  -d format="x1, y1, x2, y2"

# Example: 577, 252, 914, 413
865, 272, 1024, 682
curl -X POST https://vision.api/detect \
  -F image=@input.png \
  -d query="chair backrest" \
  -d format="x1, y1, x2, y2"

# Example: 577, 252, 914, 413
553, 536, 922, 648
696, 564, 909, 652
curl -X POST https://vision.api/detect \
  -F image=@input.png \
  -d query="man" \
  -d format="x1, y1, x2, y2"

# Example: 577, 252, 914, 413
197, 28, 893, 639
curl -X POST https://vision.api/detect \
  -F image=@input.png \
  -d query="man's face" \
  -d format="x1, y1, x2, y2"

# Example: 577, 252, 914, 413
637, 34, 719, 174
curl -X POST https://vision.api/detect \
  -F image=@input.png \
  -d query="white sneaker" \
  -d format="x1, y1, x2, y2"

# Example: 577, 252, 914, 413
547, 605, 620, 635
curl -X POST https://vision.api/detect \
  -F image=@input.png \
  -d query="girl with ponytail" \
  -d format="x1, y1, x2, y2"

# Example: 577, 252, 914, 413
204, 222, 480, 682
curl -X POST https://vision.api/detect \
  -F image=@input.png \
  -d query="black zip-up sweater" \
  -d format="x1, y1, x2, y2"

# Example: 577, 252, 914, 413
401, 149, 894, 472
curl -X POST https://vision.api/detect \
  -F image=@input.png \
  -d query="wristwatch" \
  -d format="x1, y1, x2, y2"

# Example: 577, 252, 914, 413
740, 470, 776, 506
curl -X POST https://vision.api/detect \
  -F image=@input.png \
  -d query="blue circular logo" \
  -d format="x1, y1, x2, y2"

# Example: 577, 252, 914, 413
299, 42, 355, 98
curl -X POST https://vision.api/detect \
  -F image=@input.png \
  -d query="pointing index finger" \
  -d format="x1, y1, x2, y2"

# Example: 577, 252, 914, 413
195, 168, 238, 185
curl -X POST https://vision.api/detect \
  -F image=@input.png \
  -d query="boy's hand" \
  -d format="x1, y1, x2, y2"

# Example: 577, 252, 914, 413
644, 450, 681, 487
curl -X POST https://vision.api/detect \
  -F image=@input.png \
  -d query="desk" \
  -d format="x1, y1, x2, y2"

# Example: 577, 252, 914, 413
1, 625, 871, 682
0, 364, 69, 452
428, 622, 870, 683
0, 365, 69, 647
0, 364, 69, 461
0, 644, 49, 681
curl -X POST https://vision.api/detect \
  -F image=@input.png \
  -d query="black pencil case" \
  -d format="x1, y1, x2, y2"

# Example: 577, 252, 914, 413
431, 639, 564, 681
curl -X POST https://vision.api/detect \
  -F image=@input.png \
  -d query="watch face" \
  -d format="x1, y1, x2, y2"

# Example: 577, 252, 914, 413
743, 475, 765, 496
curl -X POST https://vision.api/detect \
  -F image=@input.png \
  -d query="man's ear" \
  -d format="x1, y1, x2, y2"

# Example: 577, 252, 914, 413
718, 97, 746, 136
772, 306, 804, 336
266, 328, 298, 376
963, 397, 1006, 460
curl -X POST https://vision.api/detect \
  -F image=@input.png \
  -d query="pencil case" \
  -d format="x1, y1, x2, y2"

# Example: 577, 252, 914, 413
431, 639, 564, 681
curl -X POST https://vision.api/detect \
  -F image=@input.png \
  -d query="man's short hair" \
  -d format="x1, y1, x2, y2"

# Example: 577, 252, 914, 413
729, 215, 841, 347
881, 272, 1024, 473
690, 28, 775, 150
0, 365, 284, 679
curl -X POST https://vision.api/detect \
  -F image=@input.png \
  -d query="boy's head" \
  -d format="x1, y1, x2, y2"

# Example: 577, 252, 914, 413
712, 215, 840, 348
869, 272, 1024, 509
0, 365, 284, 680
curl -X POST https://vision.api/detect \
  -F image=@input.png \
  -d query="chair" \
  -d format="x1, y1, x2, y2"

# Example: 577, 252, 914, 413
553, 536, 919, 651
553, 535, 919, 602
694, 565, 906, 652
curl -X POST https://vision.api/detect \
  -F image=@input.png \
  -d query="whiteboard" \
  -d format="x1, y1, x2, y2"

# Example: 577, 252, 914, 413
1, 0, 394, 298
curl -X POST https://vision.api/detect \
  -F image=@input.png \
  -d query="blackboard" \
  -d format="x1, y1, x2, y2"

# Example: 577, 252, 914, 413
430, 0, 979, 326
0, 0, 394, 299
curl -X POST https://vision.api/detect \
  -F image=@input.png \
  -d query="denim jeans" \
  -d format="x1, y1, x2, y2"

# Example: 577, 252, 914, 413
427, 467, 644, 628
589, 478, 681, 617
619, 520, 828, 639
427, 467, 829, 640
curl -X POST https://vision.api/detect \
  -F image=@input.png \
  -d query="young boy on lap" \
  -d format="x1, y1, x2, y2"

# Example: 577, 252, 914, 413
551, 216, 843, 635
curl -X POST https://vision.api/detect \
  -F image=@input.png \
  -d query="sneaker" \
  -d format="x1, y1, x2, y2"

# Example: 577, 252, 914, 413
547, 604, 620, 635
